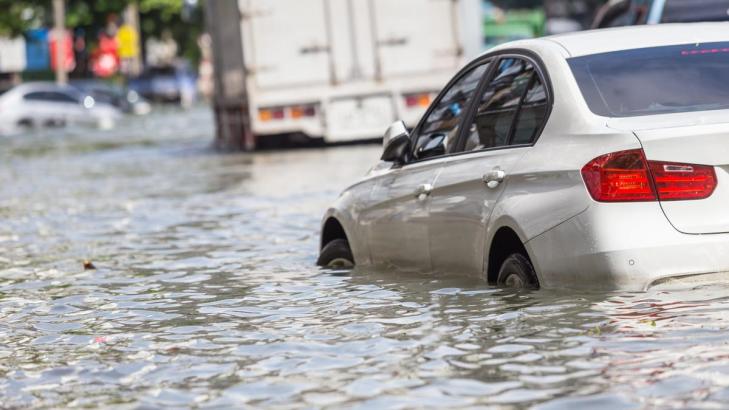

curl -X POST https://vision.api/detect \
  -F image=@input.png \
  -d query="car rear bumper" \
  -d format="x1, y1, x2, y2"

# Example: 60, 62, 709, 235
526, 201, 729, 291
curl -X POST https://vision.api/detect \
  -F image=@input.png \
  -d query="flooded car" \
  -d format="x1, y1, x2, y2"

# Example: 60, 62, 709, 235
128, 63, 197, 107
318, 23, 729, 291
0, 82, 122, 135
71, 80, 152, 116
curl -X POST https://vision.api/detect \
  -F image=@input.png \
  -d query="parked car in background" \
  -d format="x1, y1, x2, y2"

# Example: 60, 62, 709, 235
71, 80, 152, 116
593, 0, 729, 28
0, 82, 122, 135
317, 23, 729, 291
128, 62, 197, 107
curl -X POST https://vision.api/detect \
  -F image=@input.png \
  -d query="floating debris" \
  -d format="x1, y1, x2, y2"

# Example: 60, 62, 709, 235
83, 260, 96, 270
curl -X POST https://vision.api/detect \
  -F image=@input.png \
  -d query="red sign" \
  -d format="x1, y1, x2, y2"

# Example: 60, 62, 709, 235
49, 29, 75, 72
92, 34, 120, 77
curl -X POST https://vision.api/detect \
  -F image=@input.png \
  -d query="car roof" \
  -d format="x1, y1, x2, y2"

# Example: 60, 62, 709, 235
13, 81, 81, 94
0, 82, 85, 103
544, 22, 729, 57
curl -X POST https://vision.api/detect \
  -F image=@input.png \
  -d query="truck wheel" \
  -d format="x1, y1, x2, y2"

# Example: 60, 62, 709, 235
317, 239, 354, 268
497, 253, 539, 289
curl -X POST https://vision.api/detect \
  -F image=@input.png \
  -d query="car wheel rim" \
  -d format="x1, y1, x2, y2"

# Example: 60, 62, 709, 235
327, 258, 353, 269
504, 273, 525, 288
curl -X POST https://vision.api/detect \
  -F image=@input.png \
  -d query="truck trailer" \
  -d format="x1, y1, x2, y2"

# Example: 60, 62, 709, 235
206, 0, 483, 150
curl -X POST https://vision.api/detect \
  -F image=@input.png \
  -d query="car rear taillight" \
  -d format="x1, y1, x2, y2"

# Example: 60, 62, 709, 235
582, 149, 655, 202
581, 149, 717, 202
649, 161, 716, 201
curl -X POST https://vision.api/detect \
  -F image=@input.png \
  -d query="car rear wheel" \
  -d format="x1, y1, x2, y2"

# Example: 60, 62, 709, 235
497, 253, 538, 289
316, 239, 354, 268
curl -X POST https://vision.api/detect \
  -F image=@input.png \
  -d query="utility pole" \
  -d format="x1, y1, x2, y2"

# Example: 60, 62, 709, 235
53, 0, 67, 84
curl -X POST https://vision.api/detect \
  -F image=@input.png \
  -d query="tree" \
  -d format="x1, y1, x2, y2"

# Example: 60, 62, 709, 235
0, 0, 204, 68
0, 0, 46, 36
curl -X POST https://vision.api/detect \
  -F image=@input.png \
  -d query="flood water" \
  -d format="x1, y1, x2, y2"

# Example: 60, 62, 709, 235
2, 106, 729, 409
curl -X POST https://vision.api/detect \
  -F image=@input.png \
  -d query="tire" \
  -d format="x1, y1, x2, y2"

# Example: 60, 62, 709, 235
317, 239, 354, 268
497, 253, 539, 289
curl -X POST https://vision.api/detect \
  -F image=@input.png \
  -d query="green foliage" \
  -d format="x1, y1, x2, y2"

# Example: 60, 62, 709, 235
0, 0, 46, 36
139, 0, 183, 18
0, 0, 204, 68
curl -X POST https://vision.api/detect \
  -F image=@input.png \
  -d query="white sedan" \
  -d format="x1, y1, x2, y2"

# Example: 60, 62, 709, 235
317, 23, 729, 291
0, 82, 122, 135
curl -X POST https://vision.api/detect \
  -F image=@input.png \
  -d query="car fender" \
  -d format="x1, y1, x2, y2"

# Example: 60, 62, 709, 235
320, 189, 371, 266
483, 214, 534, 270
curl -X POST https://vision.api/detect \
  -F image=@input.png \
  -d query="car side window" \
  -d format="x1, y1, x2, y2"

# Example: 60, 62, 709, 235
24, 92, 47, 101
411, 62, 490, 161
47, 92, 79, 104
462, 57, 548, 152
23, 91, 78, 104
511, 75, 548, 145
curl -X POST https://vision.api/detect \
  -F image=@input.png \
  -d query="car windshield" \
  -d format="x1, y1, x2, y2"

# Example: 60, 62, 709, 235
568, 42, 729, 117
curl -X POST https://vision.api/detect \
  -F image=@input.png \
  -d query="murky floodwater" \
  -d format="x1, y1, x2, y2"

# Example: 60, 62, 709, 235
2, 106, 729, 409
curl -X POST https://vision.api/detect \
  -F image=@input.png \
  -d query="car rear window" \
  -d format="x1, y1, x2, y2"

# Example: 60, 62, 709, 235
568, 42, 729, 117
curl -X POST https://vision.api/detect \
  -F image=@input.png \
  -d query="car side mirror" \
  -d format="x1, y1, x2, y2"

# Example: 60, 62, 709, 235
382, 120, 408, 148
381, 122, 411, 164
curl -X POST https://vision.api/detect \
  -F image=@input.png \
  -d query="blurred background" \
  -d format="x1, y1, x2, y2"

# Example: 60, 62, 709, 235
4, 2, 729, 407
1, 0, 725, 148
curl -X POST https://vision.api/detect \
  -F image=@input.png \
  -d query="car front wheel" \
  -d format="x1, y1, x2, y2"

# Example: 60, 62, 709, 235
497, 253, 539, 289
316, 239, 354, 268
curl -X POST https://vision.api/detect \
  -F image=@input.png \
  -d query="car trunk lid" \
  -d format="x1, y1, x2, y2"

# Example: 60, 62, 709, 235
610, 114, 729, 234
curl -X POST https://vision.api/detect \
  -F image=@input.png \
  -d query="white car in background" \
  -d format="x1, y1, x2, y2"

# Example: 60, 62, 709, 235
318, 23, 729, 291
0, 82, 122, 135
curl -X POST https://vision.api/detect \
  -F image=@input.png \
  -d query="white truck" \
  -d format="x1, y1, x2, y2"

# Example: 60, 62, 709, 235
206, 0, 483, 149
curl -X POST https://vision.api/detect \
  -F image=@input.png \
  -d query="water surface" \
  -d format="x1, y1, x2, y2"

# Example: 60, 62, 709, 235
2, 107, 729, 408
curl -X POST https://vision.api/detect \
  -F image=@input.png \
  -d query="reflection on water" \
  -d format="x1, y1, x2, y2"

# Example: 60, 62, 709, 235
2, 106, 729, 408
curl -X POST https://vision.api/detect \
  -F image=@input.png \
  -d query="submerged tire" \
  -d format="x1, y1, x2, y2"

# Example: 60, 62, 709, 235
317, 239, 354, 268
497, 253, 539, 289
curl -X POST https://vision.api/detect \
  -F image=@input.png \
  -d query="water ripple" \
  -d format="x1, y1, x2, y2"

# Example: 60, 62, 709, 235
2, 107, 729, 408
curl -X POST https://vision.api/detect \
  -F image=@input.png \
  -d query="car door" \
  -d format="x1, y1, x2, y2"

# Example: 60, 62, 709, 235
47, 91, 87, 124
21, 91, 57, 125
428, 56, 551, 274
363, 61, 491, 271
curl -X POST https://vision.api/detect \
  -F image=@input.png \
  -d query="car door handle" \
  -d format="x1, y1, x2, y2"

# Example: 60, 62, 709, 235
482, 169, 506, 189
414, 183, 433, 200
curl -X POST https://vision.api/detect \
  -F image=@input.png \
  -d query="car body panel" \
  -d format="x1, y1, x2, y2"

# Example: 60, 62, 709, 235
428, 147, 528, 274
607, 108, 729, 131
528, 200, 729, 291
546, 22, 729, 57
321, 179, 376, 266
360, 157, 447, 271
632, 122, 729, 234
